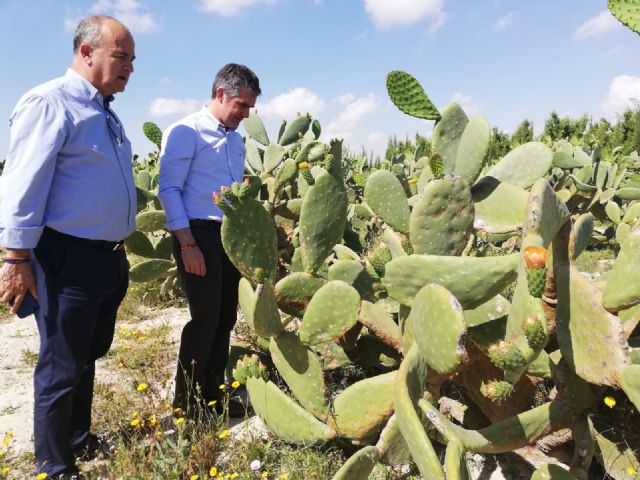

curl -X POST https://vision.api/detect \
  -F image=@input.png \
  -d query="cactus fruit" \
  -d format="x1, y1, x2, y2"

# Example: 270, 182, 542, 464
352, 172, 366, 187
370, 245, 392, 277
488, 341, 527, 371
523, 316, 546, 350
429, 153, 444, 178
300, 165, 315, 186
480, 380, 515, 403
385, 70, 441, 120
232, 354, 268, 385
524, 246, 548, 298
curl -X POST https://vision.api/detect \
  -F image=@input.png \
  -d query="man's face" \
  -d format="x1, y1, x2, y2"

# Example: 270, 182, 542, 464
88, 21, 135, 97
215, 88, 257, 129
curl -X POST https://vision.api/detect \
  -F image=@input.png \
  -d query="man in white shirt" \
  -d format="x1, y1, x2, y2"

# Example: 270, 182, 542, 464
158, 64, 260, 417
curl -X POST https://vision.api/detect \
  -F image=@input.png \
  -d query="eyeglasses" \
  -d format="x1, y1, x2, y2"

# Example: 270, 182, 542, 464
105, 106, 124, 145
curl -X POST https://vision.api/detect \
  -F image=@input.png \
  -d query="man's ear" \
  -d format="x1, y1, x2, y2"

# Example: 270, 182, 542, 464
215, 87, 226, 102
79, 44, 93, 65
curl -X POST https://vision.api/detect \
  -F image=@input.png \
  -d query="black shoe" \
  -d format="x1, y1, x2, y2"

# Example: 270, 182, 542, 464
50, 471, 85, 480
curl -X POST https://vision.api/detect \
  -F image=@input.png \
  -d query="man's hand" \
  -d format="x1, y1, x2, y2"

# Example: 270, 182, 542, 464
0, 261, 38, 315
174, 228, 206, 277
181, 246, 207, 276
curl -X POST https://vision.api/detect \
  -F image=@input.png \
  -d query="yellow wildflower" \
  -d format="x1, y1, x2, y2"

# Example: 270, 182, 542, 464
36, 474, 48, 480
230, 474, 238, 479
218, 429, 230, 439
604, 396, 616, 408
1, 467, 10, 475
407, 178, 417, 185
136, 382, 148, 392
218, 384, 226, 390
130, 419, 141, 427
262, 471, 269, 478
175, 417, 185, 424
231, 380, 240, 389
148, 415, 157, 427
280, 474, 288, 479
628, 467, 637, 475
6, 431, 12, 437
209, 466, 218, 477
207, 400, 217, 407
190, 475, 199, 480
1, 437, 10, 447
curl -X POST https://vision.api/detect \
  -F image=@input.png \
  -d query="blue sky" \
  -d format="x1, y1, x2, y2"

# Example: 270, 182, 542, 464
1, 0, 640, 160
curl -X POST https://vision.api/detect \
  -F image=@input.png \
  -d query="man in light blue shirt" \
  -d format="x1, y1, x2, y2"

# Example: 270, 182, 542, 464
158, 64, 260, 418
0, 16, 136, 478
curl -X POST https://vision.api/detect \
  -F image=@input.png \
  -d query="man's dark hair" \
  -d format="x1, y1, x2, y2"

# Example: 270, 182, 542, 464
211, 63, 261, 99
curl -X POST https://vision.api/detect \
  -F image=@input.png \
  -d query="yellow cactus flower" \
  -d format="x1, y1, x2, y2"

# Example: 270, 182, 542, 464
218, 429, 230, 439
136, 382, 148, 392
209, 467, 218, 477
231, 380, 240, 389
298, 161, 309, 170
604, 396, 616, 408
407, 178, 417, 185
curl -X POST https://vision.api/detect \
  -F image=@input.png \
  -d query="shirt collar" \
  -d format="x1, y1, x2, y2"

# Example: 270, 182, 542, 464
64, 68, 112, 108
200, 105, 236, 134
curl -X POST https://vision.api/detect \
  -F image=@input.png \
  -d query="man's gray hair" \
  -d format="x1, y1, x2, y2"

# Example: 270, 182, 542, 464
211, 64, 261, 99
73, 16, 118, 53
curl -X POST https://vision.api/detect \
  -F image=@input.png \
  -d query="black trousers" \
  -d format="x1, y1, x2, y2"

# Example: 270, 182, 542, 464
173, 220, 241, 409
32, 228, 128, 477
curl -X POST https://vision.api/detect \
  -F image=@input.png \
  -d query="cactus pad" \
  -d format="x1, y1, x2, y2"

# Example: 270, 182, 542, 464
408, 284, 467, 374
409, 175, 474, 256
385, 70, 441, 120
299, 281, 361, 346
364, 170, 410, 234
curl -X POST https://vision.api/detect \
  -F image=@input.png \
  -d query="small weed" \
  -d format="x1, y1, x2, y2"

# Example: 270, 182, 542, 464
0, 406, 17, 416
19, 349, 38, 368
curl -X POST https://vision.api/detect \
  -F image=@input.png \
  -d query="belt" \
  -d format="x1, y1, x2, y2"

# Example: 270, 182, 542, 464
44, 227, 125, 252
189, 219, 222, 230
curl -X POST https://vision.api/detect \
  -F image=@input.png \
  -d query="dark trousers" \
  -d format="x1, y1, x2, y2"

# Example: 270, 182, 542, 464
32, 228, 128, 476
173, 220, 241, 409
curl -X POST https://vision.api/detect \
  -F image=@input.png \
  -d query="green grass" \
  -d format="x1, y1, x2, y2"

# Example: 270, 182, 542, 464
573, 245, 618, 274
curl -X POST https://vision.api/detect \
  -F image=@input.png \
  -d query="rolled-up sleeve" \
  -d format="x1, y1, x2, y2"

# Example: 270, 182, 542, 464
0, 95, 66, 248
157, 124, 197, 231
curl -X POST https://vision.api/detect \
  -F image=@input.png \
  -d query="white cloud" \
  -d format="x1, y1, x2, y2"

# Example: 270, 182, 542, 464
332, 93, 356, 106
449, 93, 482, 117
324, 94, 382, 140
364, 0, 445, 30
64, 0, 160, 34
198, 0, 277, 16
148, 98, 202, 117
492, 11, 517, 31
574, 10, 621, 40
601, 75, 640, 120
256, 87, 326, 119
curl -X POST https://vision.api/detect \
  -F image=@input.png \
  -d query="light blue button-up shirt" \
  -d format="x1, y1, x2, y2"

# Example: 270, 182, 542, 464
0, 69, 136, 248
158, 106, 245, 231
